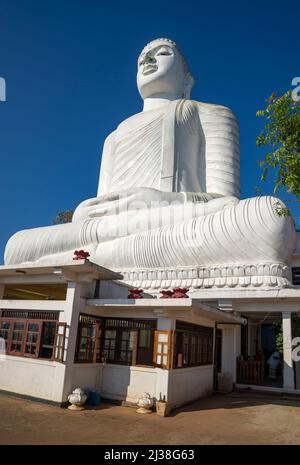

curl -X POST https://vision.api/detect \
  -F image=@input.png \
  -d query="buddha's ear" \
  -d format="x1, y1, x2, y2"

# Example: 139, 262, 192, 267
183, 72, 195, 99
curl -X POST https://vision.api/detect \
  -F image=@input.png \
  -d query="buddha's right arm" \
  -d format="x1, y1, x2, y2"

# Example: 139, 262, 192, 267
97, 131, 116, 196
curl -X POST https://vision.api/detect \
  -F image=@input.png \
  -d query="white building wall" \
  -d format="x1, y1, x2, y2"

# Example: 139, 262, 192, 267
219, 324, 241, 383
69, 363, 214, 407
168, 366, 213, 408
0, 356, 66, 402
70, 363, 158, 403
70, 363, 100, 393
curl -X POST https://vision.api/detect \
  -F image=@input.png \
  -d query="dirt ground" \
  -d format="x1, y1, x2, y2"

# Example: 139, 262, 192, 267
1, 391, 300, 445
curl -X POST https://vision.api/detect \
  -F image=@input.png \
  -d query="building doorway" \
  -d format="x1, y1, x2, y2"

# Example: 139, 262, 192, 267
237, 313, 283, 388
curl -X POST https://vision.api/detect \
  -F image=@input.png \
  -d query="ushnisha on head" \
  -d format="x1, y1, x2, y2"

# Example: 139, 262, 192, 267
137, 38, 194, 100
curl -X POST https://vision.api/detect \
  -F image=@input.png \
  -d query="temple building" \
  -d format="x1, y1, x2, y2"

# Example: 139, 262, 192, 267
0, 38, 300, 411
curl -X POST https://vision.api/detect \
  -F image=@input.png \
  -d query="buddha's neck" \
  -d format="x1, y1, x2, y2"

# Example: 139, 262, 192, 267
143, 93, 182, 112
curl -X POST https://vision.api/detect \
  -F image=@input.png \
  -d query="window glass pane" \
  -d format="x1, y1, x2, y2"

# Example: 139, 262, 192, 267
12, 331, 23, 341
41, 322, 56, 346
183, 334, 189, 364
163, 344, 168, 354
106, 330, 117, 338
120, 351, 126, 361
197, 337, 202, 362
28, 323, 39, 333
23, 322, 40, 357
10, 321, 25, 352
122, 331, 130, 341
158, 333, 168, 343
0, 321, 10, 340
156, 354, 162, 365
81, 327, 88, 337
174, 326, 213, 368
0, 321, 10, 330
26, 331, 38, 343
139, 330, 151, 348
13, 322, 25, 331
129, 331, 136, 350
162, 355, 167, 366
157, 343, 162, 353
95, 330, 101, 362
136, 330, 155, 367
25, 344, 37, 355
191, 336, 196, 363
11, 342, 22, 352
103, 328, 117, 362
40, 322, 56, 359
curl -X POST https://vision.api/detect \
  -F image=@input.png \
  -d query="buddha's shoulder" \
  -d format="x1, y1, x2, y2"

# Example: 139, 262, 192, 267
190, 100, 238, 123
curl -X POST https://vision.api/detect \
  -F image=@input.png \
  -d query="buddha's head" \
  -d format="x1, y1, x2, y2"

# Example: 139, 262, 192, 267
137, 38, 194, 100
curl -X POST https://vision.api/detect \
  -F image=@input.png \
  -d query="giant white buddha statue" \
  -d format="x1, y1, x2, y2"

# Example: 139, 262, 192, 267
5, 38, 296, 290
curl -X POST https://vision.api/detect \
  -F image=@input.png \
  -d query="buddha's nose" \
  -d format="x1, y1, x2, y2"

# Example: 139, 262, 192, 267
141, 53, 156, 65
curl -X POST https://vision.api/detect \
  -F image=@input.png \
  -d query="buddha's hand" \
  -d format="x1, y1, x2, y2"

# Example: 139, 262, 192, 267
202, 196, 239, 215
72, 188, 186, 222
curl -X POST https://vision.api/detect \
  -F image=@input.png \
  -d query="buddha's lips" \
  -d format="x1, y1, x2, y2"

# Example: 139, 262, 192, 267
142, 65, 158, 75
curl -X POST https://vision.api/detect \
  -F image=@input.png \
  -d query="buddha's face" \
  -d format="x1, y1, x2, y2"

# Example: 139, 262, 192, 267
137, 42, 188, 99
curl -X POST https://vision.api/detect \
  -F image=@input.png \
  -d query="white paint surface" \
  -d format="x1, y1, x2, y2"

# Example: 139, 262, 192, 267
0, 356, 66, 402
169, 366, 214, 407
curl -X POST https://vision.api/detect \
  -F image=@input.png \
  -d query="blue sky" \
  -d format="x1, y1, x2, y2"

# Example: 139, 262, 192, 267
0, 0, 299, 263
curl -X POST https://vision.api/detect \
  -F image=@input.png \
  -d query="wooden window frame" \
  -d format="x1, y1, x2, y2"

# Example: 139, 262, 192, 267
101, 328, 117, 364
75, 321, 101, 364
102, 328, 137, 366
0, 317, 62, 361
53, 322, 67, 363
8, 319, 26, 356
153, 330, 172, 369
74, 315, 156, 367
23, 321, 43, 358
174, 323, 214, 369
136, 329, 155, 367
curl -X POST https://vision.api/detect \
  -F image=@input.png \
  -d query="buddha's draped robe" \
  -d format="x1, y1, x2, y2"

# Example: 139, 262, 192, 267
5, 99, 295, 281
98, 99, 240, 198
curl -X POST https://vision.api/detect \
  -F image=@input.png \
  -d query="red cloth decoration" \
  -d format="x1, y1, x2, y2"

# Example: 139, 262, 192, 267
159, 290, 174, 299
128, 289, 144, 299
172, 288, 189, 298
73, 250, 90, 260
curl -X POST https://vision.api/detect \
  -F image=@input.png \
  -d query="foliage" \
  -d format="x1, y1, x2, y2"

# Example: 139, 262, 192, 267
256, 90, 300, 199
276, 331, 283, 354
53, 210, 74, 224
274, 322, 283, 353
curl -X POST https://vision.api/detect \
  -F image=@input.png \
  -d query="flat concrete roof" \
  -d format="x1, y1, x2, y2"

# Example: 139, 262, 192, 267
86, 298, 246, 324
0, 260, 123, 282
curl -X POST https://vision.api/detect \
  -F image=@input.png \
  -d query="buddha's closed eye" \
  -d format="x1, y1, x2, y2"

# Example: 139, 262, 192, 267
156, 50, 172, 56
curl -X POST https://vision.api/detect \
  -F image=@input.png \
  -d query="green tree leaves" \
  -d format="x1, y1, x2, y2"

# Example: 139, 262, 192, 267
256, 90, 300, 197
53, 210, 74, 224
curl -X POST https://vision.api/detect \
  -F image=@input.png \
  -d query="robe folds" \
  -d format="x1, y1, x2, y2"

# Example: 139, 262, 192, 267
98, 99, 240, 198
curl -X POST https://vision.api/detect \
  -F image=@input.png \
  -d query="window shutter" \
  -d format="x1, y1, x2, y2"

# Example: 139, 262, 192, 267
54, 322, 67, 362
153, 330, 171, 369
92, 324, 101, 363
